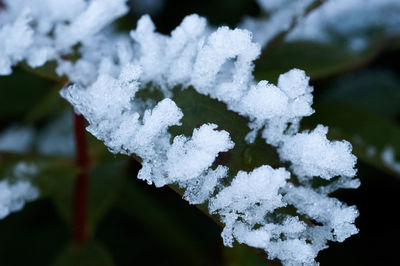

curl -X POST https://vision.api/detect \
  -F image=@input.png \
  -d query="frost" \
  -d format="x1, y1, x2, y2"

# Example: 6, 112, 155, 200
0, 0, 128, 74
166, 124, 234, 183
242, 0, 400, 50
0, 162, 39, 219
209, 166, 289, 246
60, 63, 233, 190
367, 146, 377, 157
56, 0, 128, 49
191, 26, 260, 101
0, 9, 33, 75
58, 14, 359, 265
382, 147, 400, 173
0, 180, 39, 218
284, 185, 359, 243
241, 0, 314, 47
278, 125, 357, 180
36, 112, 75, 156
288, 0, 400, 48
0, 125, 35, 153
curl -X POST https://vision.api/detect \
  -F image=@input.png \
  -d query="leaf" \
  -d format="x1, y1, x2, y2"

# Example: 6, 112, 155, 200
320, 70, 400, 118
0, 154, 78, 198
117, 176, 205, 264
52, 160, 126, 235
0, 199, 70, 266
302, 102, 400, 179
23, 84, 70, 124
0, 152, 126, 235
0, 68, 57, 124
19, 60, 66, 83
254, 40, 383, 83
52, 241, 114, 266
169, 87, 282, 177
165, 87, 285, 264
88, 161, 125, 231
223, 245, 275, 266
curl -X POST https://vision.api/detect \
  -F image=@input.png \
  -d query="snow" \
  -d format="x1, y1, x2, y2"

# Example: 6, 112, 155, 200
382, 146, 400, 173
166, 124, 234, 183
58, 13, 360, 265
288, 0, 400, 48
0, 162, 39, 219
0, 1, 364, 264
278, 125, 357, 180
0, 125, 35, 153
0, 0, 129, 75
0, 9, 33, 75
55, 0, 128, 49
241, 0, 314, 48
241, 0, 400, 51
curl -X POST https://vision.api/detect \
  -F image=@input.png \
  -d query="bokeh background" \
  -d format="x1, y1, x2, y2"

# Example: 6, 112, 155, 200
1, 0, 399, 265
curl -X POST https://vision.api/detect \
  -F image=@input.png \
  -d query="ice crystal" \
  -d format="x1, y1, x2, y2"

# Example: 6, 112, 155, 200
0, 162, 39, 219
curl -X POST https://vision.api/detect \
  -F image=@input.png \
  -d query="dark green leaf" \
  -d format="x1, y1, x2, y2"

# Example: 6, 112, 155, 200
320, 70, 400, 118
302, 103, 400, 179
0, 154, 78, 197
223, 245, 275, 266
170, 87, 282, 177
52, 160, 126, 235
23, 84, 70, 124
117, 177, 205, 264
0, 68, 57, 124
255, 40, 383, 83
52, 241, 114, 266
19, 61, 65, 83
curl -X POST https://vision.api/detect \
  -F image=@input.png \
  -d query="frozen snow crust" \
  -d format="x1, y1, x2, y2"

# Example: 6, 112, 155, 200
1, 2, 359, 264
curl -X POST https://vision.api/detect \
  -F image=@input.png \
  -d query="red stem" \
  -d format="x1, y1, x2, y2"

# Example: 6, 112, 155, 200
73, 112, 90, 245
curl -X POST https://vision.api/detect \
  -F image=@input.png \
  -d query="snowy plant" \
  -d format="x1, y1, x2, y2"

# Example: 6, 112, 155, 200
0, 162, 39, 219
243, 0, 400, 51
1, 0, 399, 265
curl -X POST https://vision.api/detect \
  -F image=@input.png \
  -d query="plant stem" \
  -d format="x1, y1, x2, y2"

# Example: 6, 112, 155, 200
73, 112, 90, 245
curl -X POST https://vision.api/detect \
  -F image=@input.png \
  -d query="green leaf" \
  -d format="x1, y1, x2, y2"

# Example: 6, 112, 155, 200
152, 87, 286, 264
23, 84, 70, 124
320, 70, 400, 118
302, 103, 400, 179
19, 61, 66, 83
88, 161, 125, 231
169, 87, 282, 177
52, 241, 114, 266
223, 245, 275, 266
254, 40, 383, 83
0, 68, 57, 124
117, 177, 205, 264
0, 154, 78, 198
52, 160, 126, 235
